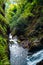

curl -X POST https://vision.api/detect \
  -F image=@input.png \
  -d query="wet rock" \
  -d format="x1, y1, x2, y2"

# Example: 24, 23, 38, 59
40, 38, 43, 45
19, 40, 31, 49
29, 38, 43, 53
18, 35, 25, 41
29, 45, 43, 53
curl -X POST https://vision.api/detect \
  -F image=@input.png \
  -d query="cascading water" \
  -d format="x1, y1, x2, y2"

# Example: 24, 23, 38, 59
27, 50, 43, 65
9, 34, 28, 65
9, 34, 43, 65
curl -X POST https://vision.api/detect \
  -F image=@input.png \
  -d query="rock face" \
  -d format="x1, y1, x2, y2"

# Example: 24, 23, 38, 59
29, 38, 43, 53
0, 1, 10, 65
17, 35, 31, 49
19, 40, 30, 48
17, 34, 43, 53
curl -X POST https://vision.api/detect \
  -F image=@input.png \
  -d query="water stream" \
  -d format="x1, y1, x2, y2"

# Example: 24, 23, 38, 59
9, 34, 43, 65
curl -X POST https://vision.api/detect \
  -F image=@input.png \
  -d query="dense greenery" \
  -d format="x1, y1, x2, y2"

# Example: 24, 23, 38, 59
6, 0, 43, 38
0, 0, 10, 65
6, 0, 43, 51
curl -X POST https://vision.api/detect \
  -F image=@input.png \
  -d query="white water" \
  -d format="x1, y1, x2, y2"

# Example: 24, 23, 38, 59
27, 50, 43, 65
9, 34, 43, 65
9, 34, 28, 65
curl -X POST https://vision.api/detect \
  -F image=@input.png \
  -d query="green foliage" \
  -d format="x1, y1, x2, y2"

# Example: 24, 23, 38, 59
0, 14, 9, 25
0, 0, 10, 65
6, 0, 43, 40
0, 6, 5, 16
0, 0, 4, 5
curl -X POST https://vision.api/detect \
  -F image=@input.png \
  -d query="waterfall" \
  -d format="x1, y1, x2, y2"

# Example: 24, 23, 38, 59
9, 34, 43, 65
27, 50, 43, 65
9, 34, 28, 65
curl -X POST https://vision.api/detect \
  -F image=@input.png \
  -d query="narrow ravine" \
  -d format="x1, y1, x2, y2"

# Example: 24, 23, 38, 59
9, 34, 43, 65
